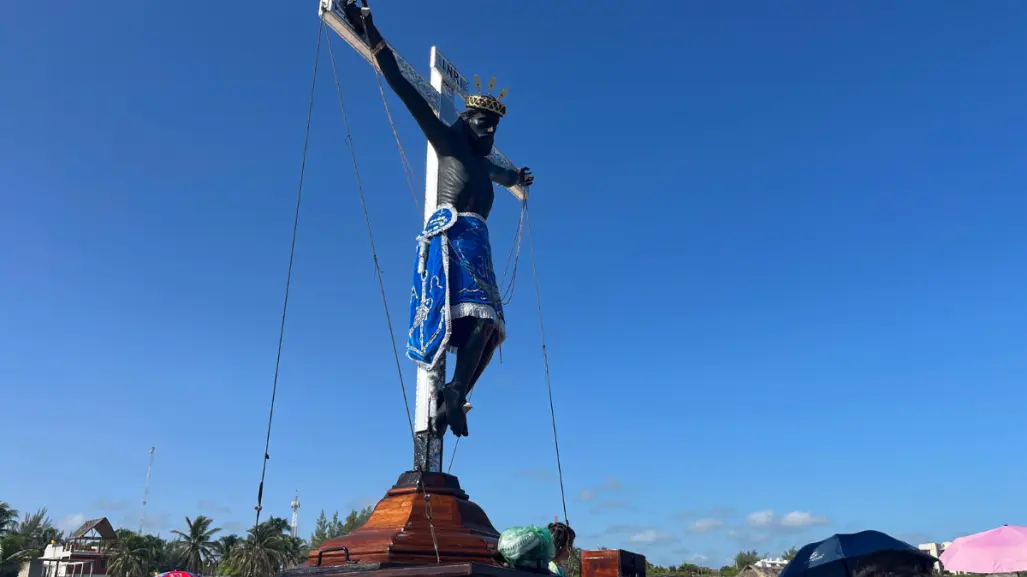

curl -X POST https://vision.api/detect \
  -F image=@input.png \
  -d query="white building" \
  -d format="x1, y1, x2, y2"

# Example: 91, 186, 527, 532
918, 542, 954, 572
755, 558, 789, 569
21, 518, 117, 577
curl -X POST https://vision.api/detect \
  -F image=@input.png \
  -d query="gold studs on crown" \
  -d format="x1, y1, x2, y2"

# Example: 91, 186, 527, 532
469, 74, 508, 117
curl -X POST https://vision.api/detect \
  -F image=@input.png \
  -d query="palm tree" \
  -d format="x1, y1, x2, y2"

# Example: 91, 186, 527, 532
214, 534, 241, 563
0, 504, 18, 536
107, 533, 153, 577
263, 517, 290, 536
231, 522, 288, 577
16, 509, 61, 552
170, 516, 220, 573
263, 517, 306, 569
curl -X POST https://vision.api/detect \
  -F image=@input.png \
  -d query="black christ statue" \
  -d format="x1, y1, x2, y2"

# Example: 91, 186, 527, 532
342, 1, 534, 439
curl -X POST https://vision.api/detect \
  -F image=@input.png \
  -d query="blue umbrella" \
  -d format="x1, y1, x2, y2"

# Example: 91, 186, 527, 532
779, 531, 936, 577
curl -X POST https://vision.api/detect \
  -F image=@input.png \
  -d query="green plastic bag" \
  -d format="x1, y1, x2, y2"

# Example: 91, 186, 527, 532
498, 525, 556, 570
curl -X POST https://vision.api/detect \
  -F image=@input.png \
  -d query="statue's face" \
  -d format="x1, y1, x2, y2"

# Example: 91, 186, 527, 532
462, 109, 499, 156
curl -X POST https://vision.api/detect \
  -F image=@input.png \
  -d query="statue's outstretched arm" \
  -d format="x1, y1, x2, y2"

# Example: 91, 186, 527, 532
489, 163, 519, 188
489, 163, 534, 189
347, 3, 452, 153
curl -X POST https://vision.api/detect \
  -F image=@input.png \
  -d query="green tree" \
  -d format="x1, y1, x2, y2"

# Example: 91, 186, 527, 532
0, 504, 18, 536
560, 546, 582, 577
329, 512, 343, 538
309, 508, 373, 550
147, 535, 176, 573
734, 550, 761, 569
0, 506, 63, 577
681, 563, 704, 574
1, 533, 32, 577
108, 532, 156, 577
263, 517, 291, 536
170, 515, 220, 573
213, 535, 243, 577
339, 507, 372, 536
309, 511, 330, 549
214, 534, 242, 562
783, 547, 798, 561
646, 561, 668, 575
720, 565, 739, 577
15, 509, 61, 553
232, 521, 288, 577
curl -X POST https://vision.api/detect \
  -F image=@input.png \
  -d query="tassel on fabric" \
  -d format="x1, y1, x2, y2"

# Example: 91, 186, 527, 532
418, 239, 429, 275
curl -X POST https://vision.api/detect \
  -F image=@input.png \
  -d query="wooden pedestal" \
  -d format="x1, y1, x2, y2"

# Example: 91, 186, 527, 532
307, 471, 502, 568
285, 563, 550, 577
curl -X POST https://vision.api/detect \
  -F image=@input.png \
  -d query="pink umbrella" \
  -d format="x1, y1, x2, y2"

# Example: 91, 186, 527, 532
940, 525, 1027, 574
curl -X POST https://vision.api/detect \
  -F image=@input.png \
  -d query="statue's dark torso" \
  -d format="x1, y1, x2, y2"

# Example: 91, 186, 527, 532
364, 36, 504, 222
437, 149, 496, 219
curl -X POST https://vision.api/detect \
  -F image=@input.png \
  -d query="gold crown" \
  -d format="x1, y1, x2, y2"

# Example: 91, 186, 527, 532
465, 74, 508, 117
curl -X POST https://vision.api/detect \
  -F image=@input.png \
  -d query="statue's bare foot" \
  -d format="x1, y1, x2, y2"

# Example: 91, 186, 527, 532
441, 386, 469, 437
432, 392, 449, 436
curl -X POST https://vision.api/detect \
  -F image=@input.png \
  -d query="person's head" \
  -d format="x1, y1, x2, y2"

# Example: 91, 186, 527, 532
851, 551, 934, 577
549, 522, 576, 562
456, 107, 501, 156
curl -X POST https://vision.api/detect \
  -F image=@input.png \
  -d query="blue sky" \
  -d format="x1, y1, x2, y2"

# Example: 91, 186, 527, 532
2, 0, 1026, 567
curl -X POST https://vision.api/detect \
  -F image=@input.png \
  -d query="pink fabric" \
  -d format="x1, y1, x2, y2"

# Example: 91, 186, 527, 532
940, 525, 1027, 573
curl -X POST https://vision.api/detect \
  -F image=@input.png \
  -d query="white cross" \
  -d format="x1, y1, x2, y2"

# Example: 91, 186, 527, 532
320, 0, 527, 471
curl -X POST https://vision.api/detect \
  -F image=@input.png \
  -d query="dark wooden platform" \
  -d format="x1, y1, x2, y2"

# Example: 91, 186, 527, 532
283, 562, 549, 577
293, 470, 647, 577
306, 471, 502, 567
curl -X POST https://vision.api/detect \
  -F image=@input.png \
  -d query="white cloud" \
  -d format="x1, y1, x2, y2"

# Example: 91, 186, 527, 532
728, 528, 773, 547
197, 500, 232, 515
589, 500, 628, 514
578, 489, 597, 501
688, 518, 724, 534
780, 511, 830, 528
57, 514, 86, 533
691, 554, 710, 564
604, 524, 645, 535
628, 530, 678, 546
222, 521, 248, 533
601, 477, 623, 491
138, 512, 171, 534
746, 510, 775, 528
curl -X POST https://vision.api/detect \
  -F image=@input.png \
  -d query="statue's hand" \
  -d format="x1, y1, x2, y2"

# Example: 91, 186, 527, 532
342, 0, 383, 48
518, 167, 534, 188
341, 1, 365, 35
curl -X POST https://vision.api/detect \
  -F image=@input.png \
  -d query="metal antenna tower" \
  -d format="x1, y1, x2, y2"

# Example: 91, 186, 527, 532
290, 491, 300, 538
139, 446, 155, 534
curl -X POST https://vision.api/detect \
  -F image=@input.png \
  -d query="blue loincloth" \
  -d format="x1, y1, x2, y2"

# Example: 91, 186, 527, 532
406, 204, 506, 370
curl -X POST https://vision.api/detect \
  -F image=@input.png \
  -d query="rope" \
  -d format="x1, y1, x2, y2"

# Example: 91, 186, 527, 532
500, 203, 526, 305
366, 58, 443, 561
445, 388, 473, 474
327, 32, 416, 443
525, 205, 570, 525
422, 489, 442, 564
446, 202, 525, 474
343, 17, 537, 488
253, 18, 324, 529
369, 56, 527, 475
372, 70, 423, 215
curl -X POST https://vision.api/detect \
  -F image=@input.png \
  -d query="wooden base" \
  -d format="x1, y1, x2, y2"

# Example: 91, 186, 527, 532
284, 562, 549, 577
308, 471, 502, 567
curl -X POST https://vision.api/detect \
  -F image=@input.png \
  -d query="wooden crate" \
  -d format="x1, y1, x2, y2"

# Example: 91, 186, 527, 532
580, 549, 647, 577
